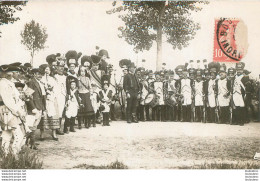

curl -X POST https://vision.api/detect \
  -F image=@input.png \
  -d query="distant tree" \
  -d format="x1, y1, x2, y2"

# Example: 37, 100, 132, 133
0, 1, 27, 37
107, 1, 208, 70
21, 20, 48, 66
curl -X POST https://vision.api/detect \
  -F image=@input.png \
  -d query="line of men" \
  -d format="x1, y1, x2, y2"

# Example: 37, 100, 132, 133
0, 49, 259, 155
121, 59, 259, 125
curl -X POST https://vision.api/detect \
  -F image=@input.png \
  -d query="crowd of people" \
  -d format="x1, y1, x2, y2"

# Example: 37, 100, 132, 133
0, 48, 259, 155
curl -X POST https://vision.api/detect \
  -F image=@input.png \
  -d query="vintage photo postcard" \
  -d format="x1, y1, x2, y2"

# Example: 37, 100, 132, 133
0, 0, 259, 180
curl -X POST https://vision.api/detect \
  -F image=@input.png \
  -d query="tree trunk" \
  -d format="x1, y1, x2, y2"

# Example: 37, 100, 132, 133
30, 50, 34, 67
156, 24, 162, 71
156, 3, 165, 71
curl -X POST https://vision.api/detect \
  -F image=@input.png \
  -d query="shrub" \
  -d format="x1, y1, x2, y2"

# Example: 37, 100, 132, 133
73, 160, 128, 169
0, 146, 43, 169
178, 161, 260, 169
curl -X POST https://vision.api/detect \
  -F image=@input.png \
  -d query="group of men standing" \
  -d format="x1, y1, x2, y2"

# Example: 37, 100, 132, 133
0, 49, 258, 155
121, 59, 258, 126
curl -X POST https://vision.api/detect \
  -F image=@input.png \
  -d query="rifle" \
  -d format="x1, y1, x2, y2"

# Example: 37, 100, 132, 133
202, 95, 206, 123
191, 81, 196, 122
215, 94, 220, 123
229, 79, 234, 124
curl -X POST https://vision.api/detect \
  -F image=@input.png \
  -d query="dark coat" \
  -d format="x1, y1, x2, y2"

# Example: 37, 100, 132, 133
26, 78, 46, 113
123, 73, 139, 95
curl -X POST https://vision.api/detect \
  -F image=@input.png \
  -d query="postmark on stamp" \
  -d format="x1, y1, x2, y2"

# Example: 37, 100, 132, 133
213, 18, 248, 62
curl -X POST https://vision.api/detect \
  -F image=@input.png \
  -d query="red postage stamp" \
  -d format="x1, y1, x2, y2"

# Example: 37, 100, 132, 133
213, 18, 248, 62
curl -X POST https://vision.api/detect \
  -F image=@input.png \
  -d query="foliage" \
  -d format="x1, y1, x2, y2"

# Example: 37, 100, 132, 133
107, 1, 207, 53
178, 161, 260, 169
73, 160, 128, 169
20, 20, 48, 65
0, 146, 43, 169
0, 1, 27, 37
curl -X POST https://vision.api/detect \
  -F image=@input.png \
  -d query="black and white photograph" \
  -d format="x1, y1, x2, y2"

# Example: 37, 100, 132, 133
0, 0, 259, 179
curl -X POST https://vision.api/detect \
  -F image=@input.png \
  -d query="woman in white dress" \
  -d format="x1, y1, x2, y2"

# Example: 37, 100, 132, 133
39, 64, 60, 141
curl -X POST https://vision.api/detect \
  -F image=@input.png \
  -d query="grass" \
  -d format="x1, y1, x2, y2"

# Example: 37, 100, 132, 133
0, 146, 43, 169
73, 160, 128, 169
178, 161, 260, 169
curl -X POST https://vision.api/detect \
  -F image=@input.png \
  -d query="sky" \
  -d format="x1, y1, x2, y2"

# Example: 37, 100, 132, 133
0, 0, 260, 78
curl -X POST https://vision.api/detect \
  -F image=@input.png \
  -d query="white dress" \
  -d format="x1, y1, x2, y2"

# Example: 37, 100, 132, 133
54, 74, 67, 117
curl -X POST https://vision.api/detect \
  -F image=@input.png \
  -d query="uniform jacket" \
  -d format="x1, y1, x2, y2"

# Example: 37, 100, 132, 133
26, 78, 46, 113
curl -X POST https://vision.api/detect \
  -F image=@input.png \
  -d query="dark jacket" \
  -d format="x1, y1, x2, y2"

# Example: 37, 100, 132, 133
123, 73, 139, 95
26, 78, 46, 113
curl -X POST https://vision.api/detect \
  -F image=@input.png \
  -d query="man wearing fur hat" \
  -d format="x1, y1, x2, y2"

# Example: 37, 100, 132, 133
65, 50, 82, 92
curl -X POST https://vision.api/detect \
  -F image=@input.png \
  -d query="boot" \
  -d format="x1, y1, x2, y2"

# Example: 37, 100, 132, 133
78, 117, 82, 130
64, 118, 69, 133
132, 113, 138, 123
70, 117, 76, 132
56, 118, 64, 135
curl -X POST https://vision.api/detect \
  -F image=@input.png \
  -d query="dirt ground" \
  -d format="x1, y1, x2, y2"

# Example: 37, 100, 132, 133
35, 121, 260, 169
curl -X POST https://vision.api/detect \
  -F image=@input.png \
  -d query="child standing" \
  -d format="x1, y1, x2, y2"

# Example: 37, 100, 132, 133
99, 77, 113, 126
64, 78, 81, 133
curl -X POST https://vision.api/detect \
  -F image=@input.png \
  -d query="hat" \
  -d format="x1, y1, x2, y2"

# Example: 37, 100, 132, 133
19, 65, 29, 74
208, 62, 220, 74
65, 50, 82, 66
188, 68, 196, 75
219, 64, 227, 73
81, 55, 92, 67
228, 67, 236, 74
15, 82, 25, 88
67, 75, 78, 85
196, 69, 203, 76
175, 65, 184, 74
46, 54, 57, 65
31, 68, 40, 74
9, 62, 22, 67
98, 49, 109, 59
24, 63, 32, 68
243, 69, 251, 75
91, 55, 101, 66
119, 59, 131, 69
0, 65, 20, 72
236, 62, 245, 70
101, 74, 110, 87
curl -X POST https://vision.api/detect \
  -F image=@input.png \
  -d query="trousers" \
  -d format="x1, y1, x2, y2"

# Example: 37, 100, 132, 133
1, 127, 24, 155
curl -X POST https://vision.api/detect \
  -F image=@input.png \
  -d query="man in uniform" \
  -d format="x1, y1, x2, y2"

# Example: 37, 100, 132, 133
123, 62, 140, 123
0, 65, 26, 154
180, 68, 192, 122
194, 69, 204, 122
232, 62, 246, 125
216, 64, 231, 124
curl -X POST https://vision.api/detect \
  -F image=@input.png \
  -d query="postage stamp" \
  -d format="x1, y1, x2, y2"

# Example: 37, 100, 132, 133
213, 18, 248, 62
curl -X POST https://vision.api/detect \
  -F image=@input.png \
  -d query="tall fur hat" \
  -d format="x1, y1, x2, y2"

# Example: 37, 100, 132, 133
119, 59, 131, 69
98, 49, 109, 59
91, 55, 101, 65
46, 54, 57, 66
208, 62, 220, 73
65, 50, 82, 66
81, 55, 92, 67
